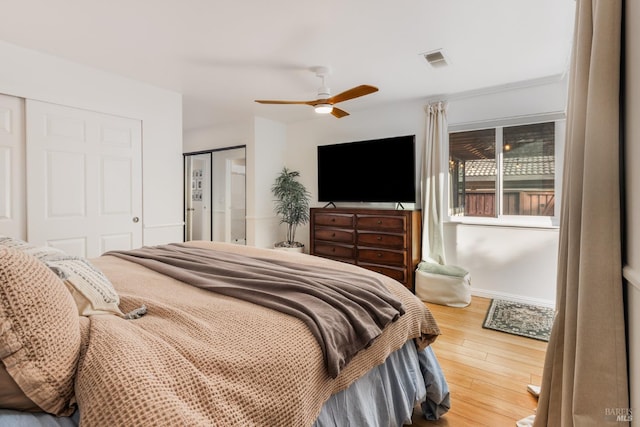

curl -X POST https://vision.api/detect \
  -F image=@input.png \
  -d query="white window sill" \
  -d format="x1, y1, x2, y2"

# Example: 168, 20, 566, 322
445, 216, 559, 229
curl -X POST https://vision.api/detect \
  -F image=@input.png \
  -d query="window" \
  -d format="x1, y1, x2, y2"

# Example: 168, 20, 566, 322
448, 118, 563, 225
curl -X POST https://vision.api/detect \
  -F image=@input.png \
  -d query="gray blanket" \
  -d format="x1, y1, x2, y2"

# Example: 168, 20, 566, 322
106, 243, 405, 378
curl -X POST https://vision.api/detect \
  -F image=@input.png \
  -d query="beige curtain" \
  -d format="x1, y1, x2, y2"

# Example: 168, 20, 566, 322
421, 102, 447, 265
534, 1, 628, 426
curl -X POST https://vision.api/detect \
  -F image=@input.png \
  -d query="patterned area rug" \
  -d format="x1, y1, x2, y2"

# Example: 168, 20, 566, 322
482, 299, 555, 342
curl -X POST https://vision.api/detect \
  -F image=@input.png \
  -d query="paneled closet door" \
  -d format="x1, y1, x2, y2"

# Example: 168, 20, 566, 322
26, 100, 142, 258
0, 94, 25, 239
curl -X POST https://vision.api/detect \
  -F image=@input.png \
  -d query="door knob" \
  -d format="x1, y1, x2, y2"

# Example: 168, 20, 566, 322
133, 217, 139, 223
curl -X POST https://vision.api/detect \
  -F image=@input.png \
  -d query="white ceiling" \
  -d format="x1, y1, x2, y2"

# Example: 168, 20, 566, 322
0, 0, 575, 131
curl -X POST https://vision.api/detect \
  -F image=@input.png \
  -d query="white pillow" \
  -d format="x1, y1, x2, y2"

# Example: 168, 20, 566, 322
45, 256, 124, 317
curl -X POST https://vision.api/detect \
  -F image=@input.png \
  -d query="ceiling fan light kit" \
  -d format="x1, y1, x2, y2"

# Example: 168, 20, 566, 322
255, 66, 378, 118
314, 104, 333, 114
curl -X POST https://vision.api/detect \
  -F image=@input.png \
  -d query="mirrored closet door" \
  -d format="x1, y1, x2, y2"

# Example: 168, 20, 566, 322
184, 146, 246, 245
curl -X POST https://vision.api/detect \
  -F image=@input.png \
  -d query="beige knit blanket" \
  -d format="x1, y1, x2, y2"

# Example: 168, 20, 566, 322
77, 241, 439, 426
105, 243, 407, 379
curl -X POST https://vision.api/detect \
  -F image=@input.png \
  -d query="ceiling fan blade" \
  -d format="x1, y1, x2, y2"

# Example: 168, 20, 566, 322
331, 107, 349, 118
255, 99, 316, 105
328, 85, 378, 104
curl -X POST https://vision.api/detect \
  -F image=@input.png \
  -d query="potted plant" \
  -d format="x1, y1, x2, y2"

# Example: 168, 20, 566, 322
271, 167, 311, 251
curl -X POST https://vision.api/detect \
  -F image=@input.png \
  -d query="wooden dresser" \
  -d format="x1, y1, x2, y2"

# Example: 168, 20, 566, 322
310, 207, 422, 291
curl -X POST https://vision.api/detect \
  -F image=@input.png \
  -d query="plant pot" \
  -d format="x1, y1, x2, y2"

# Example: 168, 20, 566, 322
273, 242, 305, 253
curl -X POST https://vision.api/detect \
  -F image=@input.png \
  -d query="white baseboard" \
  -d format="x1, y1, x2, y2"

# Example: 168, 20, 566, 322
471, 288, 556, 308
476, 267, 638, 309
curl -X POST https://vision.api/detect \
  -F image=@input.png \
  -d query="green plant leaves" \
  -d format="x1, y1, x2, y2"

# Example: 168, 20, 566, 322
272, 167, 311, 244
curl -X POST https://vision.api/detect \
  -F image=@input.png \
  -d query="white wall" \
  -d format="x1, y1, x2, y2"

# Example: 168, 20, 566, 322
0, 40, 183, 246
251, 117, 287, 247
446, 76, 568, 125
443, 223, 559, 305
184, 120, 251, 153
625, 1, 640, 421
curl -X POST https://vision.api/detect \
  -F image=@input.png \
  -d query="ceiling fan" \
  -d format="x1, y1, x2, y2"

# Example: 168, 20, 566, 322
254, 66, 378, 118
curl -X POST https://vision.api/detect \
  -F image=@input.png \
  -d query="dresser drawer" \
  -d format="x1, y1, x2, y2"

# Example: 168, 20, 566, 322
314, 213, 355, 228
314, 242, 356, 259
315, 228, 355, 244
357, 232, 405, 249
359, 263, 407, 284
357, 215, 406, 232
358, 248, 406, 266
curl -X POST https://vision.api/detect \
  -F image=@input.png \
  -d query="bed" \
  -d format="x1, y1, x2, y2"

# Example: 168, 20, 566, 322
0, 238, 450, 426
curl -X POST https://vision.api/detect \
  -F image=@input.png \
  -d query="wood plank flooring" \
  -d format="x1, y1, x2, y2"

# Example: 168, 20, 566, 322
411, 296, 547, 427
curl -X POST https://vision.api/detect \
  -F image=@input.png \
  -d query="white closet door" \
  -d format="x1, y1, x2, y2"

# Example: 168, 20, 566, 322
0, 94, 25, 239
26, 100, 142, 258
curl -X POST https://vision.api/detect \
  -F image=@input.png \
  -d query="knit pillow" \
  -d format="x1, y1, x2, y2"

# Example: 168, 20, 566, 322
0, 248, 81, 415
0, 236, 124, 317
0, 362, 39, 412
0, 236, 30, 250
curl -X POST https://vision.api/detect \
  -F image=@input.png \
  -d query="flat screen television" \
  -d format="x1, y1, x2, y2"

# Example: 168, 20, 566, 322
317, 135, 416, 203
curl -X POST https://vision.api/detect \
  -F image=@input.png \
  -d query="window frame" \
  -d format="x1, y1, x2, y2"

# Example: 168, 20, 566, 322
445, 113, 566, 228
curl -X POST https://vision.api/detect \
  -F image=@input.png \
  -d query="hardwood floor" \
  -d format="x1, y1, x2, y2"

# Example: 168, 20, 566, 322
411, 296, 547, 427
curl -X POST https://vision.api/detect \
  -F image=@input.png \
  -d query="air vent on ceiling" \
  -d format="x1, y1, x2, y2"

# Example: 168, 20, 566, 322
422, 49, 448, 68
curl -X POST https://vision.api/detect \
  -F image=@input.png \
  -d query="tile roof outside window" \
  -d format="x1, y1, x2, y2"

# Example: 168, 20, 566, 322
465, 155, 555, 177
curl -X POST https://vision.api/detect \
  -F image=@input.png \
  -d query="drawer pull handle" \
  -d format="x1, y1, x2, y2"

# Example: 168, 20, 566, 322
377, 220, 382, 224
332, 232, 336, 237
331, 218, 336, 222
332, 248, 336, 252
376, 236, 382, 241
377, 253, 383, 257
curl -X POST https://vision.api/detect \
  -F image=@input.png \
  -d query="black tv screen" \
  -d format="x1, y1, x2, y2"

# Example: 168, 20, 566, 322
317, 135, 416, 203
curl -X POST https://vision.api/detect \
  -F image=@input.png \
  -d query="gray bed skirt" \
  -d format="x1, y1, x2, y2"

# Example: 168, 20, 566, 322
0, 341, 449, 427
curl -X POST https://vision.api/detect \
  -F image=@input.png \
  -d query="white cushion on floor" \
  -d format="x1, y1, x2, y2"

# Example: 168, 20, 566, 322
415, 266, 471, 307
